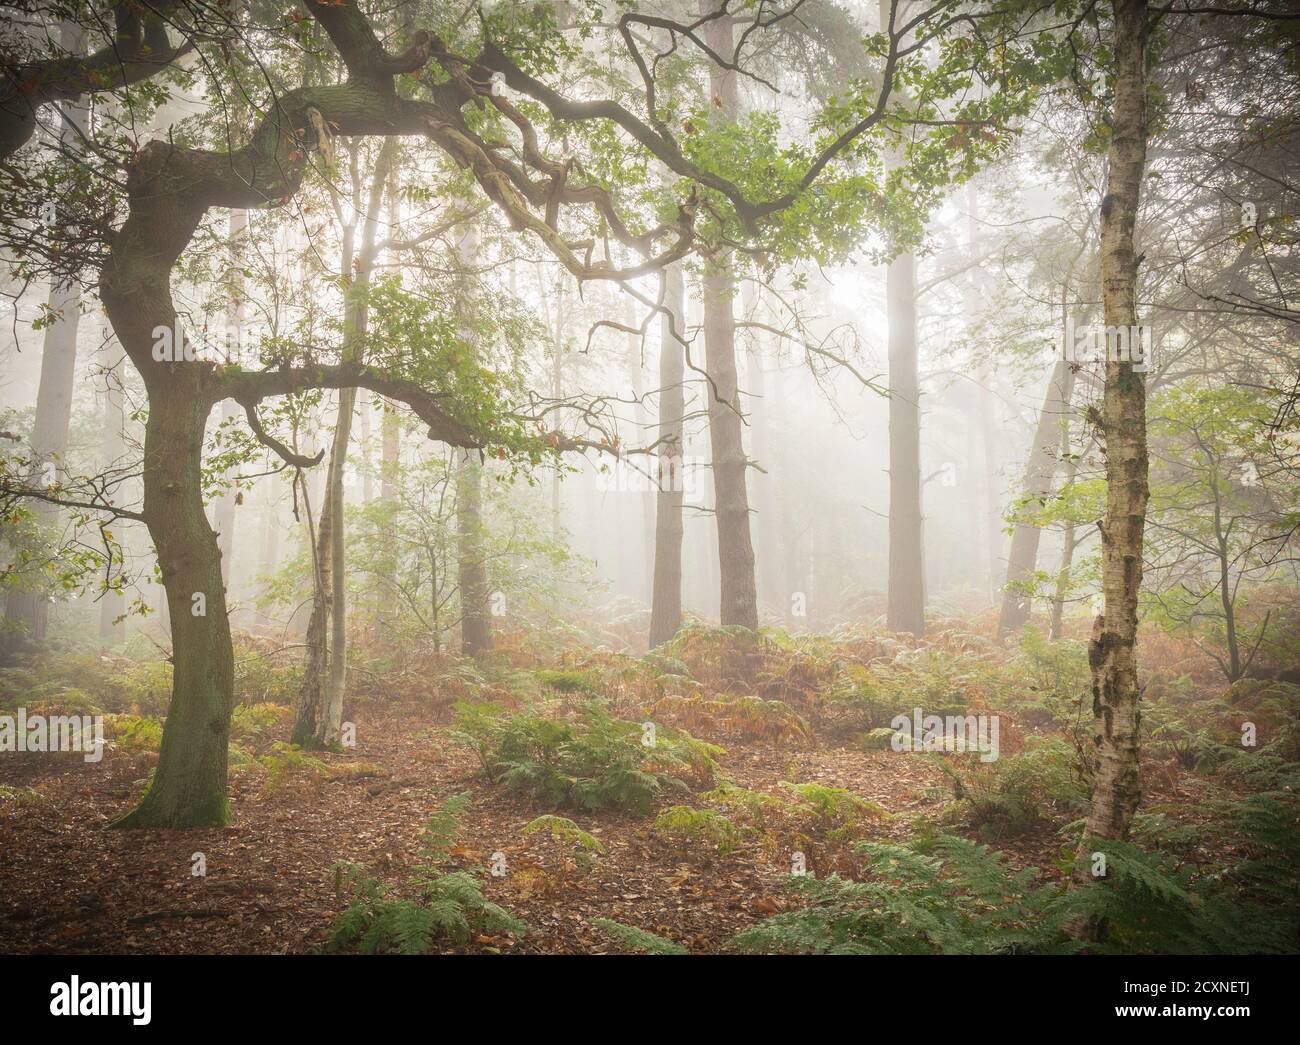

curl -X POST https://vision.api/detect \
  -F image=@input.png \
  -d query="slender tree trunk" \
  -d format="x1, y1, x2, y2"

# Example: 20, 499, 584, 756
742, 283, 775, 613
380, 403, 400, 502
98, 332, 127, 646
885, 242, 924, 636
455, 225, 492, 656
626, 302, 655, 603
649, 262, 687, 648
550, 282, 565, 546
4, 281, 82, 654
998, 358, 1076, 635
294, 139, 394, 747
879, 0, 924, 638
456, 449, 492, 655
213, 210, 247, 594
1213, 482, 1241, 680
1073, 0, 1152, 927
965, 183, 1003, 602
1049, 444, 1080, 641
2, 23, 87, 658
703, 11, 758, 632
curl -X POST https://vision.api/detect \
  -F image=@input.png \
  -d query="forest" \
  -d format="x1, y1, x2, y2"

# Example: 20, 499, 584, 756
0, 0, 1297, 968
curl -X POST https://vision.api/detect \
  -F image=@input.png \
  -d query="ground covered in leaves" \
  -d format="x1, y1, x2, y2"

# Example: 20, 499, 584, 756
0, 618, 1292, 954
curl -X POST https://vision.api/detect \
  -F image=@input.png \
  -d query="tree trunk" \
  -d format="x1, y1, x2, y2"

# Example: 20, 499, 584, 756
2, 24, 88, 658
455, 224, 492, 657
703, 10, 758, 632
1073, 0, 1151, 927
627, 301, 655, 603
1048, 444, 1081, 641
3, 280, 82, 655
294, 139, 394, 747
113, 380, 233, 828
965, 182, 1003, 602
456, 449, 492, 656
98, 332, 128, 646
742, 282, 775, 614
649, 262, 687, 648
885, 244, 924, 636
998, 358, 1076, 635
213, 210, 247, 594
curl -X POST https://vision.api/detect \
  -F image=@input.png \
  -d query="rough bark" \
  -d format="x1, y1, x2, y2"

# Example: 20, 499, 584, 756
111, 378, 234, 828
1072, 0, 1152, 929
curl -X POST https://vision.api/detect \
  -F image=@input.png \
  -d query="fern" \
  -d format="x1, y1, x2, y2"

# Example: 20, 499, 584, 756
592, 918, 688, 955
654, 805, 744, 856
453, 698, 719, 814
325, 794, 526, 954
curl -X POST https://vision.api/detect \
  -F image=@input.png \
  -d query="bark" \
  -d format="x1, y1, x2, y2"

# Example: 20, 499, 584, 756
997, 358, 1076, 635
703, 10, 758, 633
649, 262, 687, 648
380, 402, 400, 501
359, 389, 374, 504
1073, 0, 1152, 927
294, 139, 395, 748
98, 334, 128, 646
627, 301, 655, 603
965, 183, 1003, 601
878, 0, 925, 638
885, 242, 924, 636
213, 210, 248, 592
1048, 443, 1081, 641
456, 449, 492, 655
454, 225, 492, 656
742, 282, 776, 612
1213, 477, 1241, 680
111, 378, 234, 828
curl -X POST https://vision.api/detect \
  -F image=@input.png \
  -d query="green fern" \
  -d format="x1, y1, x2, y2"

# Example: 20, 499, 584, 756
325, 794, 526, 954
592, 918, 688, 955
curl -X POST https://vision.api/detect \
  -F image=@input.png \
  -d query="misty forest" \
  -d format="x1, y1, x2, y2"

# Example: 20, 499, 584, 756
0, 0, 1297, 959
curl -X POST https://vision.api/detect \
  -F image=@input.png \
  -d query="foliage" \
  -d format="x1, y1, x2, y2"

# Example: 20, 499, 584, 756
229, 702, 290, 742
258, 742, 328, 794
327, 792, 524, 954
592, 918, 688, 955
522, 815, 606, 855
453, 699, 719, 813
649, 692, 812, 746
653, 805, 744, 857
735, 782, 1300, 955
939, 737, 1089, 839
108, 714, 163, 754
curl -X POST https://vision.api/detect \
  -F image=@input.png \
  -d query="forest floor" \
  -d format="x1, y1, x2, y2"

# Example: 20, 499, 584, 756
2, 612, 1259, 956
0, 695, 1083, 954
